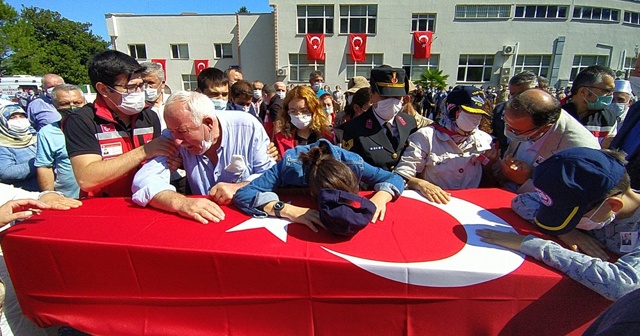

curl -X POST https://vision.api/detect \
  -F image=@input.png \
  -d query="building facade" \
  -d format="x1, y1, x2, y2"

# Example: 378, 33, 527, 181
106, 0, 640, 91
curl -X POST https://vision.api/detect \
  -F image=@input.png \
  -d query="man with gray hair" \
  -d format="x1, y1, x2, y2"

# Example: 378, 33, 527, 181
132, 91, 274, 224
141, 62, 167, 129
26, 73, 65, 130
491, 71, 541, 156
35, 84, 86, 199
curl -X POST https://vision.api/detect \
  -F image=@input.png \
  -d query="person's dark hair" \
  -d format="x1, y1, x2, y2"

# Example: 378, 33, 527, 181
506, 89, 561, 127
88, 50, 142, 92
309, 70, 324, 81
584, 149, 630, 211
197, 68, 228, 92
263, 83, 275, 95
225, 67, 242, 78
509, 71, 538, 88
571, 65, 616, 95
352, 87, 371, 109
230, 80, 253, 99
298, 142, 359, 198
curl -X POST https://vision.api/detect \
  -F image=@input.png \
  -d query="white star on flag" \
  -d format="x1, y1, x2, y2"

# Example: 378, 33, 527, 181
226, 217, 292, 242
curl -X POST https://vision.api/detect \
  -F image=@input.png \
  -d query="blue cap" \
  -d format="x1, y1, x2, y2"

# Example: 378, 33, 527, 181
316, 89, 331, 98
318, 189, 376, 237
532, 147, 626, 235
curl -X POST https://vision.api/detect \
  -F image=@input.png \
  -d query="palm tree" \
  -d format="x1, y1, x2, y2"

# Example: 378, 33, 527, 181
414, 68, 449, 90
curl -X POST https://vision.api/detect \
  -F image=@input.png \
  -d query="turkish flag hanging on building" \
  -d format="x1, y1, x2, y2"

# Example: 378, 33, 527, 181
194, 59, 209, 76
413, 31, 433, 59
151, 59, 167, 80
349, 34, 367, 62
306, 34, 325, 61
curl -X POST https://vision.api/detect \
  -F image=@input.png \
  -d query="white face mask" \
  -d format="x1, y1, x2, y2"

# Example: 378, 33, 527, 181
606, 102, 629, 118
324, 106, 333, 115
455, 111, 483, 133
110, 91, 146, 115
210, 98, 226, 111
45, 87, 54, 98
289, 113, 312, 129
253, 90, 262, 99
576, 199, 616, 230
346, 95, 354, 104
7, 118, 31, 133
199, 124, 213, 155
629, 76, 640, 97
242, 105, 251, 113
145, 86, 160, 102
276, 91, 286, 100
312, 83, 322, 92
374, 98, 403, 121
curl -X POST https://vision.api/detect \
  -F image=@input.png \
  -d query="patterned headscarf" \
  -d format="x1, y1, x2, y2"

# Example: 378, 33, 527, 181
0, 99, 36, 148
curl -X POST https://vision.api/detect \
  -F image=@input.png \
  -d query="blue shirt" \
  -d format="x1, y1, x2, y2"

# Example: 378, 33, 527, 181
233, 139, 405, 217
0, 144, 38, 191
26, 96, 61, 131
132, 110, 275, 206
34, 123, 80, 198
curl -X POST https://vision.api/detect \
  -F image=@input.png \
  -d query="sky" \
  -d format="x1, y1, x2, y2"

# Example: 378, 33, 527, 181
4, 0, 273, 41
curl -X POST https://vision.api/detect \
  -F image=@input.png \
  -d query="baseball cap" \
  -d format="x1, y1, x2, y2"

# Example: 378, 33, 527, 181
614, 80, 632, 95
532, 147, 626, 235
369, 67, 408, 97
346, 76, 370, 94
445, 86, 488, 115
317, 189, 376, 237
316, 89, 332, 99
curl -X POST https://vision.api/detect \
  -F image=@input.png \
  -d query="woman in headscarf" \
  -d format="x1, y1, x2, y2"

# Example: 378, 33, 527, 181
0, 100, 38, 191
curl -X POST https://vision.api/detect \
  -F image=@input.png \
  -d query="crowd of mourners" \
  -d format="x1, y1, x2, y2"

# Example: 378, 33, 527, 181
0, 49, 639, 335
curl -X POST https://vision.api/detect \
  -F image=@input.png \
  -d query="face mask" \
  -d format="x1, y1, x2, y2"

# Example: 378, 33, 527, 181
374, 98, 403, 121
576, 199, 616, 230
110, 91, 146, 115
324, 106, 333, 115
584, 89, 613, 111
242, 105, 251, 113
58, 106, 81, 119
276, 91, 286, 100
504, 127, 537, 142
145, 86, 160, 102
253, 90, 262, 99
199, 124, 213, 155
45, 87, 54, 98
455, 111, 483, 133
289, 113, 312, 129
606, 103, 629, 118
629, 76, 640, 97
346, 95, 353, 104
312, 83, 322, 92
7, 118, 31, 133
210, 98, 226, 111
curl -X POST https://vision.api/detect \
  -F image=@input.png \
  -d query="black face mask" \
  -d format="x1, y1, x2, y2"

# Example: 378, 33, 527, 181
58, 106, 81, 119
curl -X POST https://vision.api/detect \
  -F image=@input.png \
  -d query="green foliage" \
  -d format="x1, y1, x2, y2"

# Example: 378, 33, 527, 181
414, 68, 450, 90
236, 6, 250, 14
0, 2, 109, 84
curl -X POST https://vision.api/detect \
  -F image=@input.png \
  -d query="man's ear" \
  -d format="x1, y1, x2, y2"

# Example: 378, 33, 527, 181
96, 82, 110, 97
608, 197, 624, 213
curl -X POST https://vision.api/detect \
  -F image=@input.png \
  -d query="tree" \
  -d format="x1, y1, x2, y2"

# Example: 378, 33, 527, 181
414, 68, 450, 90
1, 3, 109, 84
0, 0, 18, 75
236, 6, 250, 14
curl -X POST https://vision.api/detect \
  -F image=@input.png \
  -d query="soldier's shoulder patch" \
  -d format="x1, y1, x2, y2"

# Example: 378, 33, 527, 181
342, 138, 354, 151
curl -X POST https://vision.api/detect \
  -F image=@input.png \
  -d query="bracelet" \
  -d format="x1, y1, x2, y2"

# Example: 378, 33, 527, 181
38, 191, 64, 200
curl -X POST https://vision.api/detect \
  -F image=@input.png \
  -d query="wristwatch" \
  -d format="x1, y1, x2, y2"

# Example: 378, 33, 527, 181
273, 201, 285, 218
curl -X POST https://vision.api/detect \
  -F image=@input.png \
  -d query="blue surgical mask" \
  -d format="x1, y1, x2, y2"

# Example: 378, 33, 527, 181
210, 98, 226, 111
605, 102, 629, 118
584, 88, 613, 111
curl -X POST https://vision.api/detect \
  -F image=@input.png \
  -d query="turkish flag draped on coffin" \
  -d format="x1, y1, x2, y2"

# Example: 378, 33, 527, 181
194, 60, 209, 76
151, 59, 167, 80
306, 34, 325, 61
349, 33, 367, 62
413, 31, 433, 59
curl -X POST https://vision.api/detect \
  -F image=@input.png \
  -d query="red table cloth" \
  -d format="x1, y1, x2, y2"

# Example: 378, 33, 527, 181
2, 189, 611, 335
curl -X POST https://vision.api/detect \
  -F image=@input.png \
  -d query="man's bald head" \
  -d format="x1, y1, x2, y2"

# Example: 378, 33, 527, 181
43, 74, 65, 91
506, 89, 561, 127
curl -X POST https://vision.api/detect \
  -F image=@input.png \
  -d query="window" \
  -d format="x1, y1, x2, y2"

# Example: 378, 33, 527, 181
214, 43, 233, 59
514, 5, 568, 19
457, 55, 495, 82
346, 53, 383, 79
624, 56, 638, 78
455, 5, 510, 19
570, 55, 608, 81
288, 54, 325, 82
128, 44, 147, 60
340, 5, 377, 34
624, 10, 640, 25
181, 74, 198, 91
514, 55, 552, 77
171, 44, 190, 59
297, 5, 334, 34
412, 14, 436, 32
402, 54, 439, 80
572, 7, 620, 22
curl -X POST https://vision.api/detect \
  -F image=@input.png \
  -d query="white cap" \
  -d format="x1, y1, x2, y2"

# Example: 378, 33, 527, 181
615, 79, 632, 94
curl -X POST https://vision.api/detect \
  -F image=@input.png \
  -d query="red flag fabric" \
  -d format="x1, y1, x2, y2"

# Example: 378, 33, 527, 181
194, 59, 209, 76
151, 59, 167, 80
349, 34, 367, 62
306, 34, 325, 61
413, 31, 433, 59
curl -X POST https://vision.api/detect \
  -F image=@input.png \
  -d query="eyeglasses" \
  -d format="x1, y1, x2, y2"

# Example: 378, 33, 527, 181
110, 82, 145, 94
585, 86, 614, 97
505, 124, 539, 136
288, 109, 311, 116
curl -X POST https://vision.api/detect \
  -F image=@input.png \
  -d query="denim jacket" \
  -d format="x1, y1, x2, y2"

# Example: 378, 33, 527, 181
233, 139, 404, 216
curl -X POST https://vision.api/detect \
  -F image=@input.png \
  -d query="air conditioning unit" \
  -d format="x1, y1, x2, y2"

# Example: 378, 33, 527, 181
501, 67, 511, 77
276, 67, 288, 77
503, 45, 516, 55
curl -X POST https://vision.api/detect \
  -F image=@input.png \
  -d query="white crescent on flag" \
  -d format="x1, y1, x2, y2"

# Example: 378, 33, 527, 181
418, 35, 429, 46
352, 36, 363, 50
322, 191, 525, 287
310, 36, 321, 49
196, 62, 207, 71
